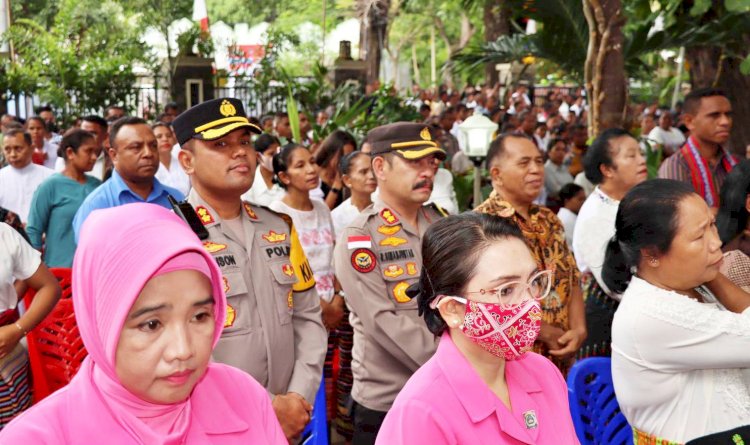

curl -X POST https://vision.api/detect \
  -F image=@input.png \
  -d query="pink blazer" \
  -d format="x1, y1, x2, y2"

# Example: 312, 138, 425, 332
376, 332, 580, 445
0, 362, 286, 444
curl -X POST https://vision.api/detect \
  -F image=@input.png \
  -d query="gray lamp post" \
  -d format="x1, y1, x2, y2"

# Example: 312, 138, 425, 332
458, 113, 499, 208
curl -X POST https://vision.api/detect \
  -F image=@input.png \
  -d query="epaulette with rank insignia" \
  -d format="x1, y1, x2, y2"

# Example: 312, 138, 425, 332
246, 201, 294, 229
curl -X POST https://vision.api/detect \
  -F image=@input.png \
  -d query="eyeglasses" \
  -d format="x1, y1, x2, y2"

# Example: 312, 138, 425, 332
431, 270, 553, 310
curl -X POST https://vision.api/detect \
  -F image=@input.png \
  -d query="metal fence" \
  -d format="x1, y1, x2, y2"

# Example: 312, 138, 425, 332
7, 77, 294, 122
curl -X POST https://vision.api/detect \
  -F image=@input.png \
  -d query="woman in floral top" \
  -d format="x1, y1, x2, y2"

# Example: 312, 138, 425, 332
475, 133, 586, 374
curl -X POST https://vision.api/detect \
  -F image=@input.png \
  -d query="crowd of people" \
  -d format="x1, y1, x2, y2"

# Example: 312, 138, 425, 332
0, 81, 748, 445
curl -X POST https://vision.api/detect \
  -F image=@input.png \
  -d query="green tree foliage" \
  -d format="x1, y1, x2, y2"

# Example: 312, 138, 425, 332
455, 0, 750, 81
2, 0, 148, 119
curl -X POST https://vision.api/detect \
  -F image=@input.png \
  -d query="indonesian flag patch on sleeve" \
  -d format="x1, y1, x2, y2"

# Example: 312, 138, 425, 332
347, 235, 372, 250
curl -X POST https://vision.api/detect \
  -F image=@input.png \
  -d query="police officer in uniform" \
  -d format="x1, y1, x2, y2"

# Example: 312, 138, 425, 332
172, 98, 327, 441
334, 122, 447, 444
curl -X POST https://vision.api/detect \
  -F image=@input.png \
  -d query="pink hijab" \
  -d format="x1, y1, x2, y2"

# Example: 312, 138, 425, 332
71, 203, 227, 444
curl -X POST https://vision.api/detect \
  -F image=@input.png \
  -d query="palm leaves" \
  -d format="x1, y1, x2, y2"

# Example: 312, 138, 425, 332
455, 0, 750, 81
454, 0, 588, 79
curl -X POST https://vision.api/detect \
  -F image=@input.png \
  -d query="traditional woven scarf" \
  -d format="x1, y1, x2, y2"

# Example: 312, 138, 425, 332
680, 136, 737, 207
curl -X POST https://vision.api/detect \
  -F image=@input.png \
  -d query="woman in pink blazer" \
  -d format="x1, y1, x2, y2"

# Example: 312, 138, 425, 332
1, 203, 286, 444
376, 212, 580, 445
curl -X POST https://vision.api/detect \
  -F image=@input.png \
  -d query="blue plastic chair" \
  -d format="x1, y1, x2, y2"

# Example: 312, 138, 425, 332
567, 357, 632, 445
300, 379, 329, 445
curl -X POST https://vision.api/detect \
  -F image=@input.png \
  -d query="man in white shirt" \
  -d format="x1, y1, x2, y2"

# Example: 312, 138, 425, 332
0, 129, 55, 223
648, 111, 685, 156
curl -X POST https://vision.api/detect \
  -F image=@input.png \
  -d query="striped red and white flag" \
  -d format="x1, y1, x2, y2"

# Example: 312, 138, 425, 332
347, 236, 372, 250
192, 0, 210, 33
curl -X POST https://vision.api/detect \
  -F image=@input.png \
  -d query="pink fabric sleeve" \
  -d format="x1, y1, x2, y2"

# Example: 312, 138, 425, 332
375, 399, 457, 445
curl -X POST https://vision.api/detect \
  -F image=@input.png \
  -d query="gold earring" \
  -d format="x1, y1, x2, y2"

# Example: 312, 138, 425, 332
649, 257, 659, 266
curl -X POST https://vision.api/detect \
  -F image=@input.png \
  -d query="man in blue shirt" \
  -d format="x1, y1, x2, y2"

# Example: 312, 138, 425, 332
73, 117, 184, 241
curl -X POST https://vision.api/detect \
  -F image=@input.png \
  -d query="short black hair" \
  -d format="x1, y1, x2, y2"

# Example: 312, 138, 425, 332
547, 137, 566, 152
3, 128, 31, 146
81, 115, 108, 130
109, 116, 147, 148
57, 129, 95, 158
683, 87, 729, 115
559, 183, 583, 205
254, 133, 280, 153
416, 212, 525, 336
583, 128, 632, 184
486, 133, 534, 167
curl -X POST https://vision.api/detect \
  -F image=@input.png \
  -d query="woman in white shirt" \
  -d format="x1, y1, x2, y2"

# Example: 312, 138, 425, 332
0, 223, 60, 428
331, 151, 376, 240
573, 128, 647, 358
152, 123, 190, 195
603, 179, 750, 444
270, 143, 345, 434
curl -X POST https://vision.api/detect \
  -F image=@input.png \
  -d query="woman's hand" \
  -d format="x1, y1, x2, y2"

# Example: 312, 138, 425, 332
538, 323, 565, 352
549, 326, 587, 358
320, 295, 345, 331
0, 324, 23, 359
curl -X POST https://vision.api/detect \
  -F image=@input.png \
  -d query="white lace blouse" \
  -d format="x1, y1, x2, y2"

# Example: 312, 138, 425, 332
611, 276, 750, 443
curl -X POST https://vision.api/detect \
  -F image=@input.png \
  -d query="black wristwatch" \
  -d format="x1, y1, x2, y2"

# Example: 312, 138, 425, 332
330, 187, 341, 195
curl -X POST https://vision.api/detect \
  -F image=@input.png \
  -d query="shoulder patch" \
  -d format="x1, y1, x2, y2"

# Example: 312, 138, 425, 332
351, 248, 377, 273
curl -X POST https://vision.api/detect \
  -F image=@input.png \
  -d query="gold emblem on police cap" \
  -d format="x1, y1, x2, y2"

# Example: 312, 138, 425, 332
420, 127, 432, 141
219, 100, 237, 117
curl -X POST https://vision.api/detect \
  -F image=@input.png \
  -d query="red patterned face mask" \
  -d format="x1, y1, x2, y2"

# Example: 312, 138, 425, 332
458, 299, 542, 360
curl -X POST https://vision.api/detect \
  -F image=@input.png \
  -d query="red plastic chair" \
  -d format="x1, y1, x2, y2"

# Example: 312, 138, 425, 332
22, 268, 88, 403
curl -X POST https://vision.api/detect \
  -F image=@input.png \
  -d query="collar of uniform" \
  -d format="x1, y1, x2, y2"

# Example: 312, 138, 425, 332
187, 189, 222, 229
241, 200, 262, 222
372, 197, 423, 236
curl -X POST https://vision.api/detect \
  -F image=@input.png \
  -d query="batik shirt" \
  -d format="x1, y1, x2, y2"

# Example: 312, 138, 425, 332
476, 191, 580, 372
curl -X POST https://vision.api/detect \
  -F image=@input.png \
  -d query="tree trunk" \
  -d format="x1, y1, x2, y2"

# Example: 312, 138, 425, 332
582, 0, 627, 137
483, 0, 510, 85
361, 0, 390, 85
686, 44, 750, 156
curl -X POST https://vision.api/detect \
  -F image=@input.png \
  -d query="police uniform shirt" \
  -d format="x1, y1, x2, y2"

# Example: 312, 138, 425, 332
188, 189, 327, 404
333, 198, 444, 412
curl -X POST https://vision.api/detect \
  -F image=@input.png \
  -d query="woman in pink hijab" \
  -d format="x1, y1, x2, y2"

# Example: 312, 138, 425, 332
0, 203, 286, 444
